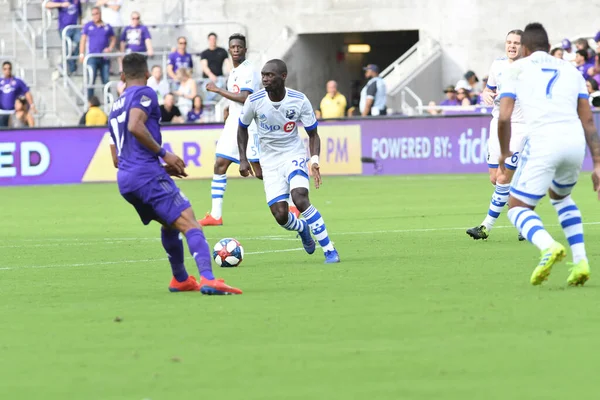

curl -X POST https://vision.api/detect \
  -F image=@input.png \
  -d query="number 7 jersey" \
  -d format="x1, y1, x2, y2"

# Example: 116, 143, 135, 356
498, 51, 589, 138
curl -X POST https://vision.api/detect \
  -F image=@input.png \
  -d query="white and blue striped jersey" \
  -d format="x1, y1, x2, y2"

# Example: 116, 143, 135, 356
239, 88, 318, 168
487, 56, 524, 123
498, 51, 588, 138
227, 59, 260, 122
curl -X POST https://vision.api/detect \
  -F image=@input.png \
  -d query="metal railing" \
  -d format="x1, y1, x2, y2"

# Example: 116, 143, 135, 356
12, 7, 38, 86
417, 104, 493, 115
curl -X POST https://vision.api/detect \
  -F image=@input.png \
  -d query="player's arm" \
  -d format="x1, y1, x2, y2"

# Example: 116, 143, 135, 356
497, 94, 514, 166
109, 144, 118, 168
300, 98, 322, 188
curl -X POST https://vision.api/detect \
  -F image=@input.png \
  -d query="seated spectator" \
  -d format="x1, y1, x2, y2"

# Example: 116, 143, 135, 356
0, 61, 35, 127
440, 85, 460, 106
456, 88, 471, 106
200, 32, 229, 83
147, 65, 170, 104
315, 80, 347, 119
562, 39, 576, 63
79, 95, 107, 126
456, 70, 480, 94
587, 78, 600, 107
174, 68, 196, 117
575, 38, 595, 61
9, 96, 34, 128
79, 7, 116, 99
120, 12, 153, 56
160, 93, 184, 123
550, 47, 563, 59
45, 0, 82, 75
187, 95, 204, 123
575, 50, 595, 79
167, 36, 193, 81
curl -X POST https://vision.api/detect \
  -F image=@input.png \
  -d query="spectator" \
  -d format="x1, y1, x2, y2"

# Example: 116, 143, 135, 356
586, 78, 600, 107
147, 65, 170, 104
575, 49, 595, 79
456, 88, 471, 106
359, 64, 386, 116
8, 96, 34, 128
315, 80, 347, 119
45, 0, 82, 75
561, 38, 576, 62
160, 93, 184, 123
0, 61, 35, 127
79, 7, 116, 99
440, 85, 460, 106
79, 95, 107, 126
167, 36, 193, 81
174, 67, 197, 116
200, 33, 229, 82
95, 0, 123, 40
477, 78, 489, 104
120, 11, 153, 56
550, 47, 564, 59
575, 38, 595, 61
187, 95, 204, 123
455, 70, 480, 102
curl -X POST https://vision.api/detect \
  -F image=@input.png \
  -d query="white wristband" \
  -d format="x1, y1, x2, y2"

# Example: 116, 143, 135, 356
310, 155, 319, 165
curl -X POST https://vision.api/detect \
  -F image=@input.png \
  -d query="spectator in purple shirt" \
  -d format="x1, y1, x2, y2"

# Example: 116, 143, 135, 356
167, 36, 193, 81
0, 61, 35, 127
79, 6, 116, 99
187, 95, 204, 123
575, 49, 595, 80
120, 12, 153, 56
440, 85, 460, 106
45, 0, 82, 75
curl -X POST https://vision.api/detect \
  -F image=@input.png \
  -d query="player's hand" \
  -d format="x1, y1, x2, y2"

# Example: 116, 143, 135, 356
239, 160, 254, 177
498, 152, 512, 174
164, 164, 188, 179
205, 82, 218, 93
482, 90, 496, 105
311, 163, 322, 189
162, 151, 186, 176
592, 165, 600, 200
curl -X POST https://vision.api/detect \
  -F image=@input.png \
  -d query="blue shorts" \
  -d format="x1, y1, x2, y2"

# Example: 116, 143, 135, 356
121, 174, 191, 226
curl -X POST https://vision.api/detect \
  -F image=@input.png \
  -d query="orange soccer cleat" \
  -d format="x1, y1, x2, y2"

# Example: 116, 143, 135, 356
198, 213, 223, 226
289, 205, 301, 219
168, 276, 201, 292
199, 277, 243, 295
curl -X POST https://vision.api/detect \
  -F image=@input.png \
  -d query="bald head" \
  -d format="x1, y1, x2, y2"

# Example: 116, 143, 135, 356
326, 80, 338, 96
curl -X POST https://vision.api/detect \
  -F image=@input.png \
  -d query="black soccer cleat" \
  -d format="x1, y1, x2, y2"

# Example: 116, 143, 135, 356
466, 225, 489, 240
518, 232, 526, 242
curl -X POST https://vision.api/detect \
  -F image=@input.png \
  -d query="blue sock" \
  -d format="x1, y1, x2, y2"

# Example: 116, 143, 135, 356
302, 205, 335, 252
481, 183, 509, 230
161, 228, 188, 282
551, 196, 587, 263
281, 212, 304, 232
185, 228, 215, 280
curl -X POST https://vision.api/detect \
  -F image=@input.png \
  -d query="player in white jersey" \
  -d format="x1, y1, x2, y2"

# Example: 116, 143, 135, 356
498, 22, 600, 286
238, 59, 340, 264
467, 29, 527, 241
199, 33, 261, 226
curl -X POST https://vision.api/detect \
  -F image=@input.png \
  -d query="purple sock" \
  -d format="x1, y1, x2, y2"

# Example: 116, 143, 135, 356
161, 228, 188, 282
185, 228, 215, 280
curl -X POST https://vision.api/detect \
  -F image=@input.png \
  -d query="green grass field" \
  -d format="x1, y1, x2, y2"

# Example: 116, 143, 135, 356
2, 174, 600, 399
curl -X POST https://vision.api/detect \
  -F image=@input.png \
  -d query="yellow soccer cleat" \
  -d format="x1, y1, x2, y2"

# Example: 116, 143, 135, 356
567, 259, 590, 286
530, 242, 566, 285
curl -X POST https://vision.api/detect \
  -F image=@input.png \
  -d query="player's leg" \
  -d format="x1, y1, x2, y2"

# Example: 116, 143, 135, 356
548, 147, 589, 286
506, 143, 565, 285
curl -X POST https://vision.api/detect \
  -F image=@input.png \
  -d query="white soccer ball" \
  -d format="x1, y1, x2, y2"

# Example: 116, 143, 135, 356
213, 238, 244, 267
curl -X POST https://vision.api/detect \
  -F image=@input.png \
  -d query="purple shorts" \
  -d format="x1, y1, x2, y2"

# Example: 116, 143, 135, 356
121, 174, 191, 226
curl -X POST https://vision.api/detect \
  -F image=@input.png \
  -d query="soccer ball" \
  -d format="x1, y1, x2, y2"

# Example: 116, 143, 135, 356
213, 238, 244, 267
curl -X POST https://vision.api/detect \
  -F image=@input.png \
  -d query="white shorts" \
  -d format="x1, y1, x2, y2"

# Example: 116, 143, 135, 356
263, 154, 310, 206
215, 118, 260, 163
510, 134, 586, 206
487, 119, 528, 170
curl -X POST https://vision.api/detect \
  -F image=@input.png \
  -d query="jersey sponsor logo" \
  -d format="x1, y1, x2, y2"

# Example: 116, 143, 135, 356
283, 121, 296, 132
232, 84, 240, 93
259, 121, 281, 131
285, 109, 296, 119
140, 95, 151, 107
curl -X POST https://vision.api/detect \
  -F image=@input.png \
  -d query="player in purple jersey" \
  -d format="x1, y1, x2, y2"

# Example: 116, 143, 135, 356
108, 53, 242, 295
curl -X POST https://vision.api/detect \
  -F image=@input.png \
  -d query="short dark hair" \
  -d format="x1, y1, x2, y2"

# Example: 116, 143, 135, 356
265, 59, 287, 75
208, 32, 217, 39
229, 33, 246, 47
587, 77, 599, 92
576, 49, 589, 61
507, 29, 523, 36
521, 22, 550, 53
2, 61, 11, 68
550, 47, 563, 56
151, 64, 161, 71
122, 53, 148, 79
89, 95, 101, 107
575, 38, 589, 48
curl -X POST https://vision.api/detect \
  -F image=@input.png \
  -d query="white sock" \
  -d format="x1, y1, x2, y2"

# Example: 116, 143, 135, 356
507, 207, 555, 250
551, 196, 587, 263
302, 205, 335, 252
210, 174, 226, 219
481, 183, 509, 231
281, 212, 304, 232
